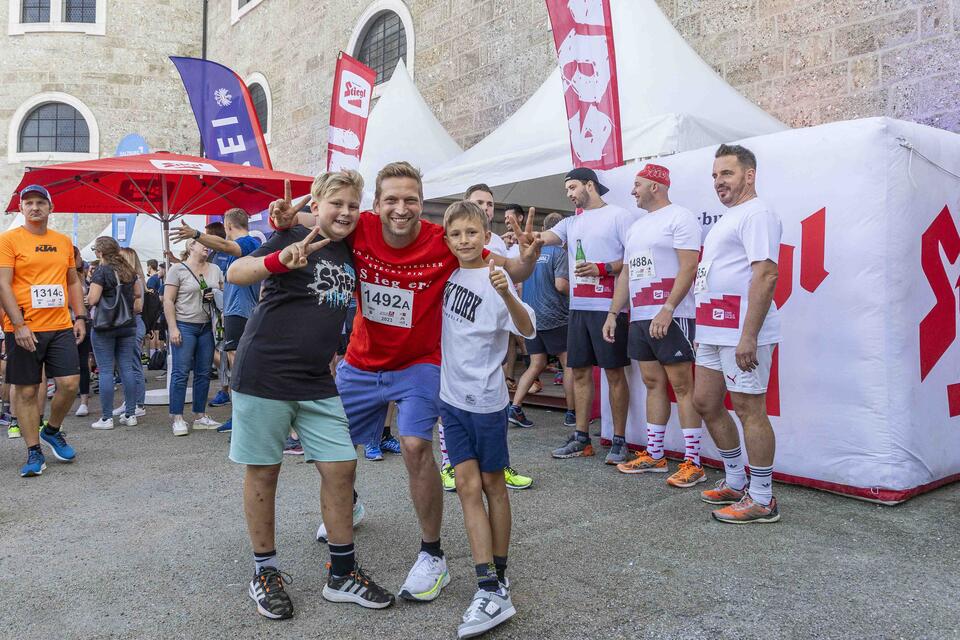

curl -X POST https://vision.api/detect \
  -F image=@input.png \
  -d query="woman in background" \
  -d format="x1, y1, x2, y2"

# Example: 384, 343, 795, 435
120, 247, 147, 418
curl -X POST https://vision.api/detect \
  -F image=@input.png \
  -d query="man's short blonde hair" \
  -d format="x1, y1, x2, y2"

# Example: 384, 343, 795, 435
223, 208, 249, 230
443, 200, 488, 231
311, 170, 364, 203
374, 161, 423, 204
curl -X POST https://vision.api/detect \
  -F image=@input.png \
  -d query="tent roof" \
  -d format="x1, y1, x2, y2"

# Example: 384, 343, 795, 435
423, 0, 786, 210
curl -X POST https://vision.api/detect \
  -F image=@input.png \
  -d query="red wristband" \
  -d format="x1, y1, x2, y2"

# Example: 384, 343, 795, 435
596, 262, 608, 277
263, 250, 290, 274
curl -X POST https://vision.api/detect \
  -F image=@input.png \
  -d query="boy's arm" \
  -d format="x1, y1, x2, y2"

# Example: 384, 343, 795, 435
488, 261, 534, 337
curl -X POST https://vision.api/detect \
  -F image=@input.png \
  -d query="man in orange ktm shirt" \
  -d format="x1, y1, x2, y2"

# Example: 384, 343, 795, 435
0, 185, 87, 477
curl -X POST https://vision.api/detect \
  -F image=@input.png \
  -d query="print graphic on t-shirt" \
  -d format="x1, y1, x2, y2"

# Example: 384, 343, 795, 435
442, 280, 483, 324
573, 275, 615, 299
696, 294, 741, 328
632, 278, 674, 308
307, 260, 356, 308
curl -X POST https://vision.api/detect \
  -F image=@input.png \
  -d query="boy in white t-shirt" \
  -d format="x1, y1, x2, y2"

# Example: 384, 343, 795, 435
439, 201, 536, 639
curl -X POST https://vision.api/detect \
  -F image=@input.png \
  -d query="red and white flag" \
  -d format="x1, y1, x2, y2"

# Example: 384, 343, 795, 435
326, 52, 377, 172
545, 0, 623, 170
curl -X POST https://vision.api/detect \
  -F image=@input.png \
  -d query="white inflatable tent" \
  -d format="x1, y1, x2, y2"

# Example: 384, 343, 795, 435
422, 0, 786, 210
80, 214, 209, 264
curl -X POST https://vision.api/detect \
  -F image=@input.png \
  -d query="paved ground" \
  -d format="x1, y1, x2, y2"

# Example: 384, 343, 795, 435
1, 377, 958, 640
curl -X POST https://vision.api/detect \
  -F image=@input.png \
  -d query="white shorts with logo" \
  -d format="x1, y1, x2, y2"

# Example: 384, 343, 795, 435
696, 343, 776, 395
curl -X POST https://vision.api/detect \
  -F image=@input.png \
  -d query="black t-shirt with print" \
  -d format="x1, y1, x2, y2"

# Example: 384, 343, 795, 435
232, 226, 356, 401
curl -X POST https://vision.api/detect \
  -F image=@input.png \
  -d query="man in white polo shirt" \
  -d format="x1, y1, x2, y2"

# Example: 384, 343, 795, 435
693, 144, 782, 524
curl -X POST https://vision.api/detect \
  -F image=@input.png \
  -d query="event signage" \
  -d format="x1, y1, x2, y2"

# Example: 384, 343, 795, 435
112, 134, 150, 247
326, 52, 377, 172
545, 0, 623, 170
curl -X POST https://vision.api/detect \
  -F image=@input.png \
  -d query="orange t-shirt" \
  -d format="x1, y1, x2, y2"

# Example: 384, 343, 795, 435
0, 226, 75, 333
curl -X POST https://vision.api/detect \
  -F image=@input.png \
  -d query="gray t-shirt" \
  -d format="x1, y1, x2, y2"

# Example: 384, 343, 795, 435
165, 262, 223, 324
521, 244, 569, 330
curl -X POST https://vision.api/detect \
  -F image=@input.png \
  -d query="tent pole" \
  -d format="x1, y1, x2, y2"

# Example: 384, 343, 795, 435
161, 175, 170, 258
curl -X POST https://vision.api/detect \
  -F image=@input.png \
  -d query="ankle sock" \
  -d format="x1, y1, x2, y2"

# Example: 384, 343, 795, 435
717, 445, 748, 491
254, 549, 278, 573
329, 542, 356, 578
748, 464, 774, 506
612, 434, 625, 447
493, 555, 508, 583
420, 538, 443, 559
682, 427, 704, 466
575, 430, 590, 443
43, 424, 59, 436
646, 423, 666, 459
28, 444, 41, 453
476, 562, 499, 592
352, 490, 358, 506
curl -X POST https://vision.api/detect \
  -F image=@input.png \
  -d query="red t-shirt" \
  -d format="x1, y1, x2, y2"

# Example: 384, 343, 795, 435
345, 212, 459, 371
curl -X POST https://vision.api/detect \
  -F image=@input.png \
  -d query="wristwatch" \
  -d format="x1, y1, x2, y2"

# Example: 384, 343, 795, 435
193, 230, 201, 240
75, 315, 88, 322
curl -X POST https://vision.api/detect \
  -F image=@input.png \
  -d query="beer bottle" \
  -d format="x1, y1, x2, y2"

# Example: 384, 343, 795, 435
574, 239, 598, 286
575, 239, 587, 264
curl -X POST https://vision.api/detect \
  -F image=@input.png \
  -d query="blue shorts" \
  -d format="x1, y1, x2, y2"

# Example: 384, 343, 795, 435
438, 400, 510, 473
337, 361, 440, 446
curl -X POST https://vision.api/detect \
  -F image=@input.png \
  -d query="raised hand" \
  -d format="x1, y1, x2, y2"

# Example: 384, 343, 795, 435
489, 259, 510, 296
269, 179, 311, 231
279, 226, 330, 270
169, 220, 197, 242
510, 207, 544, 263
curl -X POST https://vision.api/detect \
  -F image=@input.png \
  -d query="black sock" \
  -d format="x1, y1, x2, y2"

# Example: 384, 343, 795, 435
420, 538, 443, 559
575, 430, 590, 443
476, 562, 499, 592
353, 490, 358, 506
382, 426, 392, 439
493, 555, 507, 583
28, 444, 41, 453
43, 424, 59, 435
612, 435, 625, 446
329, 542, 355, 578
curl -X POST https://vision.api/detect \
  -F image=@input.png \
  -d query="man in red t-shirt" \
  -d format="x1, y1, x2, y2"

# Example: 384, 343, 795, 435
270, 162, 541, 603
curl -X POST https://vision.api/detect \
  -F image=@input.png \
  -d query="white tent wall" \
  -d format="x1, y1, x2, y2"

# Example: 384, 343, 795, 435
80, 214, 209, 264
595, 118, 960, 503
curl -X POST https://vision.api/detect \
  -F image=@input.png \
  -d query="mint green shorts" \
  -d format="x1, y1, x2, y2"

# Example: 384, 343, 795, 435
229, 391, 358, 466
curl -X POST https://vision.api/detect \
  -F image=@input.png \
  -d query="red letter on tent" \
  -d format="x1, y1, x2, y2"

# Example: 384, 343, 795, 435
919, 206, 960, 381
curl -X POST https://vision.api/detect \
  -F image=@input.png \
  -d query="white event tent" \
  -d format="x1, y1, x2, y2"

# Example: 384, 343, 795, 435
423, 0, 786, 210
79, 214, 209, 264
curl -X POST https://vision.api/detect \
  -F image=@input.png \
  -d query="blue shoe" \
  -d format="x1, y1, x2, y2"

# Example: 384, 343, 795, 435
365, 443, 384, 461
564, 410, 577, 428
20, 448, 46, 477
216, 419, 232, 433
209, 391, 231, 407
40, 427, 75, 462
380, 435, 402, 455
508, 405, 533, 428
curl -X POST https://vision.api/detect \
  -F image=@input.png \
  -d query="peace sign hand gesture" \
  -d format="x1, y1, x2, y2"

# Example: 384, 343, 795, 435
269, 179, 312, 231
510, 207, 544, 263
279, 226, 330, 270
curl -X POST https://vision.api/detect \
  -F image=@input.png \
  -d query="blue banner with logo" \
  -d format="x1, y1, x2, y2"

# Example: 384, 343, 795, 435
112, 133, 150, 246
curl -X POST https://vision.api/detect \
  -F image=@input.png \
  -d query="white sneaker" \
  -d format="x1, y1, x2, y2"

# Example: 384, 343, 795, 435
457, 587, 515, 639
134, 405, 146, 417
192, 415, 221, 430
75, 403, 89, 417
90, 417, 114, 430
119, 414, 138, 427
316, 501, 365, 543
398, 551, 450, 602
172, 418, 189, 436
112, 404, 126, 417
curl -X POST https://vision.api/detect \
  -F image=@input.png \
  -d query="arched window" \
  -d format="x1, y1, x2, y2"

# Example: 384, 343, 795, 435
356, 11, 407, 85
18, 102, 90, 153
248, 83, 268, 134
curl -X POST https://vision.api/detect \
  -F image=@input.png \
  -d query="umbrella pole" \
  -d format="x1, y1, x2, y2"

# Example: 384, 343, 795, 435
161, 174, 170, 258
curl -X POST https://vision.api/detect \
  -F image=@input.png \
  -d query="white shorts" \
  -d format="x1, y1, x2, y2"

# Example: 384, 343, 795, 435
696, 343, 776, 395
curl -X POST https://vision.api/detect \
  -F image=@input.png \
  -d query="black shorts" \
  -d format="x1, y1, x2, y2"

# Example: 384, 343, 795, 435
525, 325, 568, 356
5, 328, 80, 385
567, 310, 629, 369
222, 315, 248, 352
628, 318, 696, 364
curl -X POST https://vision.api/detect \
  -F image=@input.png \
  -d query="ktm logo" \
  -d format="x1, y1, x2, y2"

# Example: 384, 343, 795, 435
35, 244, 58, 253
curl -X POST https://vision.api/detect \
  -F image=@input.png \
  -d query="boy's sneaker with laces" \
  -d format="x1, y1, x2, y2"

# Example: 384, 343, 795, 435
700, 479, 747, 505
667, 460, 707, 488
604, 441, 628, 465
364, 443, 383, 461
503, 466, 532, 490
172, 418, 189, 437
316, 501, 365, 543
282, 436, 303, 455
563, 410, 576, 428
216, 419, 232, 433
192, 415, 221, 430
322, 563, 395, 609
40, 427, 75, 462
20, 448, 46, 477
380, 435, 402, 455
552, 433, 594, 459
508, 405, 533, 428
712, 495, 781, 524
617, 451, 667, 474
457, 587, 516, 639
440, 463, 456, 492
91, 417, 114, 430
209, 390, 231, 407
248, 566, 294, 620
398, 551, 450, 602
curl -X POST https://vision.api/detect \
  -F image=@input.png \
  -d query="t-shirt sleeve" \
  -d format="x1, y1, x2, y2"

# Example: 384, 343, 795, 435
236, 235, 261, 257
673, 210, 703, 251
615, 211, 635, 246
92, 265, 111, 288
550, 217, 570, 244
165, 265, 182, 288
0, 233, 15, 269
553, 247, 568, 279
497, 270, 536, 338
740, 208, 782, 265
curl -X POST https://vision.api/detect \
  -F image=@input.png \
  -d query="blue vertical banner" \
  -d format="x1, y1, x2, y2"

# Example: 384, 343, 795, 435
112, 133, 150, 247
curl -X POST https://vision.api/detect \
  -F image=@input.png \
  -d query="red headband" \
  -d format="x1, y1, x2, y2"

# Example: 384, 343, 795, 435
637, 164, 670, 187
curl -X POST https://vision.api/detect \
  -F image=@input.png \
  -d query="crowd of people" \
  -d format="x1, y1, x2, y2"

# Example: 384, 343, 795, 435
2, 142, 781, 639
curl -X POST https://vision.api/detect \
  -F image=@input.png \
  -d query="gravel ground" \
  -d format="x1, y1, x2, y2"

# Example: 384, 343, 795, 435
1, 383, 958, 640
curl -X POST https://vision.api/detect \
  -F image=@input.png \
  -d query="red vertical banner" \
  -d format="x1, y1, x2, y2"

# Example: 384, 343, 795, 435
326, 52, 377, 173
545, 0, 623, 170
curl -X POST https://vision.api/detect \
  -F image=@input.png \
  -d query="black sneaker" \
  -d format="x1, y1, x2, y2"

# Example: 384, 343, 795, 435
322, 563, 395, 609
248, 567, 294, 620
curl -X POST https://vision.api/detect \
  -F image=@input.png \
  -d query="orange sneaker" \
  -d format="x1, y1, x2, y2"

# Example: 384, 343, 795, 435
712, 495, 780, 524
616, 451, 667, 474
666, 459, 707, 488
699, 479, 747, 504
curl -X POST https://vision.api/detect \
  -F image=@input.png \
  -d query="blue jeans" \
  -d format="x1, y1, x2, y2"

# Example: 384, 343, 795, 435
91, 326, 139, 420
132, 316, 146, 406
170, 321, 214, 416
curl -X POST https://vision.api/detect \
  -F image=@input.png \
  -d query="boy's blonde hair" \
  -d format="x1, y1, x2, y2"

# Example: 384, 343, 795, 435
443, 200, 488, 231
374, 161, 423, 204
311, 170, 364, 203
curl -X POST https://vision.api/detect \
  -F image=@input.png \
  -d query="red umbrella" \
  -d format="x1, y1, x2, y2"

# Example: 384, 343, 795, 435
6, 151, 313, 253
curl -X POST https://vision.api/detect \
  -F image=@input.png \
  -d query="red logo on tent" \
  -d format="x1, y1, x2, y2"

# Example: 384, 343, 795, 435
343, 81, 367, 109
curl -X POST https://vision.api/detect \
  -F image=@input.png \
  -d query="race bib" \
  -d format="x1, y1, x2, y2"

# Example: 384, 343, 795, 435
31, 284, 65, 309
360, 281, 413, 328
628, 249, 656, 280
694, 261, 711, 295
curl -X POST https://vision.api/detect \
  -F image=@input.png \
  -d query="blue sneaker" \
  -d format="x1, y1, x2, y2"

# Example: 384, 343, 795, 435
564, 410, 577, 428
20, 448, 46, 477
380, 435, 402, 455
508, 405, 533, 428
365, 443, 384, 461
216, 419, 233, 433
209, 391, 231, 407
40, 427, 75, 462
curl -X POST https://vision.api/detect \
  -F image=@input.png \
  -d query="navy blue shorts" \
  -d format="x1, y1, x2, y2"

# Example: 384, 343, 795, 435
438, 400, 510, 473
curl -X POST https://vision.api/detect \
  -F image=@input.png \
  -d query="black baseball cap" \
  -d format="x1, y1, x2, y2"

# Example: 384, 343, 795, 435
564, 168, 609, 196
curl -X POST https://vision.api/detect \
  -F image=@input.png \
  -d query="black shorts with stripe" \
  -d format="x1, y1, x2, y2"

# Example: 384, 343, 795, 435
628, 318, 696, 365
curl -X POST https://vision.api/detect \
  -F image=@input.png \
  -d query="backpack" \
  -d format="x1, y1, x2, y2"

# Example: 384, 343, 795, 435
147, 347, 167, 370
141, 290, 163, 332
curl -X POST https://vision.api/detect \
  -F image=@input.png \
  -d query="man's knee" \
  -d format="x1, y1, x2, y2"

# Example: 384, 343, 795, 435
731, 393, 768, 424
572, 367, 592, 383
55, 376, 79, 395
604, 367, 627, 386
401, 436, 434, 466
246, 463, 282, 481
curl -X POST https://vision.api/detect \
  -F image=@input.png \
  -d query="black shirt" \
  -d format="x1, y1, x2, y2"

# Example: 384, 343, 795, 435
91, 263, 137, 333
231, 226, 356, 401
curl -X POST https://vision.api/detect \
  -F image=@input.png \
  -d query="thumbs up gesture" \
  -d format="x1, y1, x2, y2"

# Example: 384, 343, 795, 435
489, 259, 509, 297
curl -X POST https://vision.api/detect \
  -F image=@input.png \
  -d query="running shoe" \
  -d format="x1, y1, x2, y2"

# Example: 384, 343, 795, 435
440, 463, 456, 492
316, 501, 365, 543
604, 441, 628, 465
7, 425, 21, 439
46, 382, 56, 399
172, 418, 189, 437
40, 427, 75, 462
75, 403, 89, 417
140, 353, 150, 365
119, 414, 138, 427
553, 371, 563, 386
458, 587, 516, 639
398, 551, 450, 602
700, 479, 747, 505
667, 460, 707, 488
114, 404, 147, 417
712, 495, 781, 524
364, 443, 384, 461
563, 410, 576, 428
0, 413, 10, 427
380, 435, 402, 455
248, 566, 294, 620
504, 466, 532, 490
282, 436, 303, 455
617, 451, 667, 474
91, 417, 114, 430
322, 563, 395, 609
508, 405, 533, 428
551, 434, 594, 459
192, 415, 221, 430
20, 448, 46, 477
216, 419, 232, 433
209, 390, 231, 407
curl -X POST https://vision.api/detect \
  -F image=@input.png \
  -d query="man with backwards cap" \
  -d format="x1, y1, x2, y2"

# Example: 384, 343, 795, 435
538, 168, 636, 465
603, 164, 706, 488
0, 185, 86, 477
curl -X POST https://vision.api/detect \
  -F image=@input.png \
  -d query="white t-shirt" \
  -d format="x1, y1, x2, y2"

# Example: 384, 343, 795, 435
485, 232, 508, 256
695, 197, 782, 346
624, 204, 701, 320
549, 204, 636, 311
440, 266, 536, 413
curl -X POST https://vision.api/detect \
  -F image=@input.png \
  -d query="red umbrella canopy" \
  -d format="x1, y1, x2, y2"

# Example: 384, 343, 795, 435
6, 151, 314, 218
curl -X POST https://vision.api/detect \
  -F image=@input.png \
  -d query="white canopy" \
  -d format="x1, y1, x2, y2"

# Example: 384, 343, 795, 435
358, 60, 462, 207
80, 214, 209, 264
423, 0, 786, 210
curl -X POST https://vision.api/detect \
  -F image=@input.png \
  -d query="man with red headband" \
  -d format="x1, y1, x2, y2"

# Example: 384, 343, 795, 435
602, 164, 705, 488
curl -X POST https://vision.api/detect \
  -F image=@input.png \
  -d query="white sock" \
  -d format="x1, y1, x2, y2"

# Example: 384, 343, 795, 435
748, 464, 774, 506
645, 423, 666, 459
681, 427, 704, 466
254, 550, 278, 573
438, 422, 450, 468
717, 445, 747, 491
